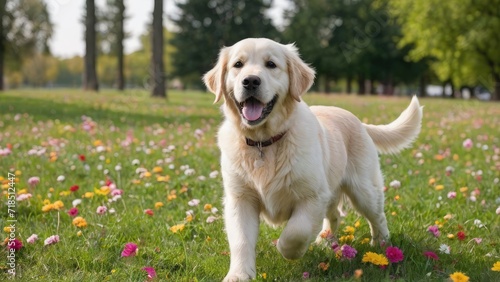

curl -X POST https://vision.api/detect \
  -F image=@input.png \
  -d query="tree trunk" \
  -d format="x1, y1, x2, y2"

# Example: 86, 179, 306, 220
0, 0, 6, 91
151, 0, 166, 98
419, 75, 426, 97
370, 78, 377, 95
324, 76, 331, 94
346, 75, 352, 94
493, 75, 500, 101
357, 75, 365, 95
116, 0, 125, 90
84, 0, 99, 91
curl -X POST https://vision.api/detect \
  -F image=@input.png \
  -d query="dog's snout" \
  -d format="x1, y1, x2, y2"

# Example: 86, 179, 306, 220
242, 75, 261, 90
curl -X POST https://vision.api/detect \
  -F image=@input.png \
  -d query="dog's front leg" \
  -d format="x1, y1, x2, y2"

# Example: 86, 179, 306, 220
223, 193, 260, 282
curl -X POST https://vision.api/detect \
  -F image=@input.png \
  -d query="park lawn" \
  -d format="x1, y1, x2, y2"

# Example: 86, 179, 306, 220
0, 89, 499, 281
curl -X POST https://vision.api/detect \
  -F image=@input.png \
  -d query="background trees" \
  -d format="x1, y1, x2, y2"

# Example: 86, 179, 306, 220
151, 0, 166, 97
83, 0, 99, 91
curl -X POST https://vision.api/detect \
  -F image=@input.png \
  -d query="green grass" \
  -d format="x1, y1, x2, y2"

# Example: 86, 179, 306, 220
0, 89, 499, 281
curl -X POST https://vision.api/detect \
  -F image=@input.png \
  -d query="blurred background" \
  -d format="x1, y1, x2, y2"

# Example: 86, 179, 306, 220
1, 0, 499, 100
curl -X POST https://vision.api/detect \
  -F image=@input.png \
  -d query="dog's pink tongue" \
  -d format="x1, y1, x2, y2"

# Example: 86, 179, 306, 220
242, 100, 264, 121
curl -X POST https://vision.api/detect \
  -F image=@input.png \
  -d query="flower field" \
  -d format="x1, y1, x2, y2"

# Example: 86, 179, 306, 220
1, 89, 499, 281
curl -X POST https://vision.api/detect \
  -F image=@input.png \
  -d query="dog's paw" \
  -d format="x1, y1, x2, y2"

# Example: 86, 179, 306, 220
223, 272, 253, 282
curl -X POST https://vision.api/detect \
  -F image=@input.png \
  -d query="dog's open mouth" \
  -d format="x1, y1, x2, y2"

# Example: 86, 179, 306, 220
237, 95, 278, 125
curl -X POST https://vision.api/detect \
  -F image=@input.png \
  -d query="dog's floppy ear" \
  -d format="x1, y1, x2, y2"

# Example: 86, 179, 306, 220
203, 47, 229, 104
285, 44, 315, 102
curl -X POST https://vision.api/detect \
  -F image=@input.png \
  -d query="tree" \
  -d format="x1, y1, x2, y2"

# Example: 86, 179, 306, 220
0, 0, 52, 90
387, 0, 500, 100
151, 0, 166, 97
22, 54, 58, 86
100, 0, 126, 90
84, 0, 99, 91
171, 0, 278, 88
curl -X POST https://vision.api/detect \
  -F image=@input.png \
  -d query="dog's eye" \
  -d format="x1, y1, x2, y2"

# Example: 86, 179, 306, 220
266, 61, 277, 69
234, 61, 243, 68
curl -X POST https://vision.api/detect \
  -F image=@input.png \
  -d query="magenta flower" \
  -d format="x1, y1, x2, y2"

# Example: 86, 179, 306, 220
7, 238, 23, 251
28, 176, 40, 187
67, 207, 79, 217
44, 235, 60, 246
142, 267, 157, 279
423, 251, 439, 260
427, 225, 440, 237
386, 246, 404, 263
302, 272, 310, 279
341, 244, 357, 260
27, 234, 38, 244
121, 242, 138, 257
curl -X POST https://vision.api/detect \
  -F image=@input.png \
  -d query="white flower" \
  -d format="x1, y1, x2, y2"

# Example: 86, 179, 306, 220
439, 244, 450, 254
206, 216, 217, 223
185, 168, 195, 176
57, 175, 65, 182
209, 170, 219, 179
72, 199, 82, 207
188, 199, 200, 206
109, 208, 116, 214
211, 207, 219, 214
496, 206, 500, 215
197, 176, 206, 181
96, 146, 106, 153
474, 219, 484, 228
194, 129, 204, 139
115, 165, 122, 171
132, 159, 140, 165
389, 180, 401, 189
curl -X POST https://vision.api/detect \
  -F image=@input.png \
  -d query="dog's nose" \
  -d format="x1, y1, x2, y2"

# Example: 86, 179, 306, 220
242, 75, 261, 90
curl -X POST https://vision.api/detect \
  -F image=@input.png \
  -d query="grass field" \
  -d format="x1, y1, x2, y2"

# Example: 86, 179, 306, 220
1, 89, 499, 281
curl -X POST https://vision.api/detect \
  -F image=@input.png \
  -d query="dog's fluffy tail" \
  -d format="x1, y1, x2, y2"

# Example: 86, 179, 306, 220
363, 96, 423, 154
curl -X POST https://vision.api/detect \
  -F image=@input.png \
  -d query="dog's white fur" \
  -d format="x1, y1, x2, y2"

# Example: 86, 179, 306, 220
203, 38, 423, 281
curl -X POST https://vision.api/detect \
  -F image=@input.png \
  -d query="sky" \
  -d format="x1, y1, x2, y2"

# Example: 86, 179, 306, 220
45, 0, 287, 59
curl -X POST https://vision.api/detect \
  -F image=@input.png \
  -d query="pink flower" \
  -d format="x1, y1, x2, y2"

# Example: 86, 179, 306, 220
423, 251, 439, 260
206, 216, 217, 223
386, 246, 404, 263
142, 266, 157, 279
144, 209, 154, 216
427, 225, 440, 237
28, 176, 40, 186
27, 234, 38, 244
16, 193, 32, 201
111, 189, 123, 196
44, 235, 60, 246
341, 244, 357, 260
188, 199, 200, 206
473, 238, 482, 244
121, 242, 138, 257
7, 238, 23, 251
463, 138, 473, 149
302, 272, 310, 279
447, 191, 457, 199
96, 206, 107, 215
67, 207, 79, 217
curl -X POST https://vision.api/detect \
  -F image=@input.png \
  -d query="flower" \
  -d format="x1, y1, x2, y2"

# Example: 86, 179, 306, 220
70, 185, 79, 192
361, 252, 389, 266
423, 251, 439, 260
206, 216, 217, 223
53, 200, 64, 210
389, 180, 401, 189
341, 244, 357, 260
302, 272, 310, 279
385, 246, 404, 263
57, 175, 65, 182
354, 269, 363, 279
72, 199, 82, 207
142, 266, 157, 279
492, 261, 500, 271
343, 226, 355, 235
79, 154, 86, 161
449, 271, 469, 282
7, 238, 23, 251
473, 238, 482, 244
457, 231, 466, 241
447, 191, 457, 199
121, 242, 138, 257
67, 207, 79, 217
318, 262, 329, 271
427, 225, 440, 237
154, 202, 164, 209
144, 209, 154, 216
28, 176, 40, 186
44, 235, 60, 246
96, 206, 107, 215
439, 244, 450, 254
72, 217, 88, 228
188, 199, 200, 206
496, 206, 500, 215
27, 234, 38, 244
463, 138, 473, 149
16, 193, 32, 201
170, 224, 185, 233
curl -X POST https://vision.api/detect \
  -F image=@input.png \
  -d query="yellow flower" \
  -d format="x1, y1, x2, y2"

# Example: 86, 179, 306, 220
157, 175, 171, 182
49, 187, 54, 193
443, 214, 453, 220
360, 238, 370, 244
260, 273, 267, 280
435, 185, 444, 191
53, 200, 64, 210
391, 211, 397, 216
4, 226, 12, 233
17, 189, 28, 195
453, 154, 459, 161
460, 187, 468, 193
185, 214, 193, 222
42, 203, 55, 212
204, 204, 213, 211
77, 231, 83, 236
428, 178, 436, 185
180, 185, 188, 193
339, 234, 354, 244
132, 179, 141, 185
362, 252, 389, 266
449, 271, 469, 282
83, 192, 94, 198
152, 166, 163, 173
344, 226, 355, 235
73, 217, 88, 228
354, 221, 361, 228
434, 154, 444, 161
167, 194, 177, 201
354, 269, 363, 279
59, 191, 71, 196
15, 170, 22, 176
143, 171, 152, 178
93, 140, 103, 146
447, 234, 455, 239
43, 199, 51, 205
170, 224, 185, 233
492, 261, 500, 271
95, 186, 110, 196
155, 202, 164, 209
105, 158, 111, 164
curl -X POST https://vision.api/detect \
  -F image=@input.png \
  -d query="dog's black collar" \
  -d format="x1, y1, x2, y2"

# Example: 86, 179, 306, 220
245, 132, 286, 148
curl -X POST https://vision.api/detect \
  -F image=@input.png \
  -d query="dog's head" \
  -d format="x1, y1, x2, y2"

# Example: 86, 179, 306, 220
203, 38, 315, 128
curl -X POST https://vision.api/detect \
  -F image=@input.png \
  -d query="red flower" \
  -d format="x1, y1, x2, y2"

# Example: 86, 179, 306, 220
121, 243, 138, 257
67, 207, 79, 217
144, 209, 154, 216
423, 251, 439, 260
79, 154, 86, 161
105, 178, 113, 186
7, 238, 23, 251
70, 185, 79, 192
457, 231, 466, 241
386, 246, 404, 263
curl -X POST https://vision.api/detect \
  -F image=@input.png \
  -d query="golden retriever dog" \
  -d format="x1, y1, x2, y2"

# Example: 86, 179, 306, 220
203, 38, 423, 281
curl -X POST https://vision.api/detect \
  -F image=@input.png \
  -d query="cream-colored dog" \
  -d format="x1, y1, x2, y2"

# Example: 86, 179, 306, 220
203, 38, 422, 281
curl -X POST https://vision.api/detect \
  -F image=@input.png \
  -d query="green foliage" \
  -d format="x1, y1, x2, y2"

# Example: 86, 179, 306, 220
0, 90, 499, 281
171, 0, 278, 88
